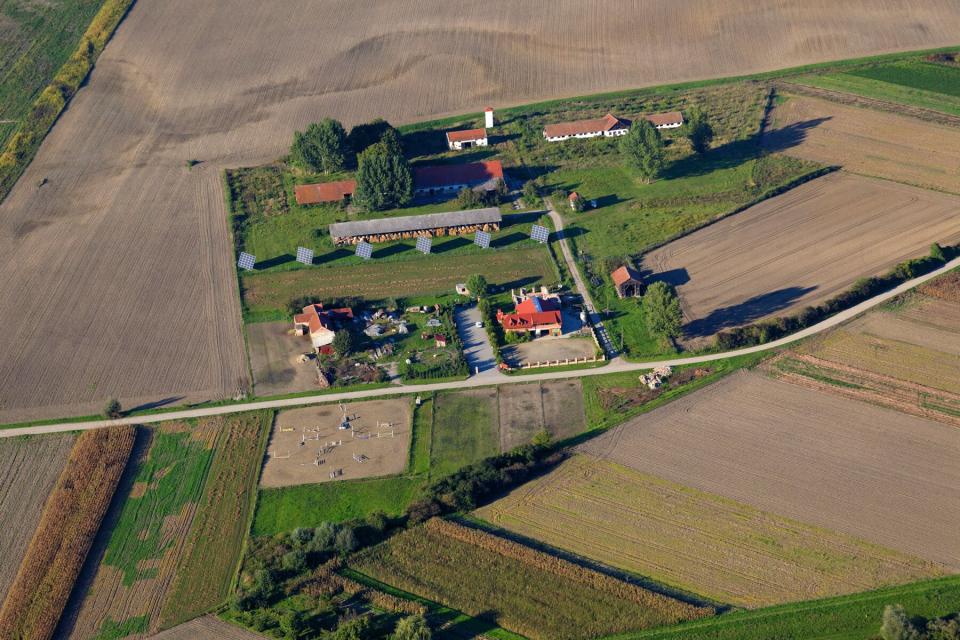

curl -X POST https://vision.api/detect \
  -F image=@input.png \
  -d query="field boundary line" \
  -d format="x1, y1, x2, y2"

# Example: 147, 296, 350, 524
2, 257, 958, 438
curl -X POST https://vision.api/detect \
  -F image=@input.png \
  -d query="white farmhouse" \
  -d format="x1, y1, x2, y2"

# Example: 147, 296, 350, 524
543, 113, 629, 142
446, 128, 488, 150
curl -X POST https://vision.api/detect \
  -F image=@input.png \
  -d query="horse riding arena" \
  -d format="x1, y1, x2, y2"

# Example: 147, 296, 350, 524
260, 399, 412, 487
641, 172, 960, 337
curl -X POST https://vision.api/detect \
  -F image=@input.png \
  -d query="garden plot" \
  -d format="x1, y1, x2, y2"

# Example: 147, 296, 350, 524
579, 370, 960, 570
260, 399, 412, 487
0, 433, 76, 602
767, 94, 960, 193
641, 172, 960, 337
477, 455, 943, 608
498, 380, 587, 450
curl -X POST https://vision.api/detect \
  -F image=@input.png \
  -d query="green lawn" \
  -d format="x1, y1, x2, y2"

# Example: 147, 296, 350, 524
607, 576, 960, 640
795, 60, 960, 116
430, 390, 500, 477
0, 0, 108, 147
408, 395, 434, 475
251, 476, 424, 535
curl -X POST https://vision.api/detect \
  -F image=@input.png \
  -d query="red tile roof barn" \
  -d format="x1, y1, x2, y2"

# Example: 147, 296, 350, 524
645, 111, 684, 127
413, 160, 504, 190
611, 265, 643, 287
293, 304, 354, 335
446, 128, 487, 143
294, 180, 357, 205
543, 113, 627, 138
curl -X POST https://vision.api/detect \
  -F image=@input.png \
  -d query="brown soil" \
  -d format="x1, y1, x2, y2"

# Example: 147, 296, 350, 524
150, 616, 268, 640
246, 322, 322, 397
498, 380, 586, 451
579, 370, 960, 569
0, 433, 77, 602
259, 399, 412, 487
767, 95, 960, 193
641, 172, 960, 337
4, 1, 960, 422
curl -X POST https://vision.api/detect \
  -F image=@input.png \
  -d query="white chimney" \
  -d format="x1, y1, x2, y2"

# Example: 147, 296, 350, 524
484, 107, 494, 129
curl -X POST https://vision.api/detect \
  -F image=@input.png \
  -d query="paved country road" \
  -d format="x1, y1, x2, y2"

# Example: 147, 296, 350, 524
2, 256, 957, 438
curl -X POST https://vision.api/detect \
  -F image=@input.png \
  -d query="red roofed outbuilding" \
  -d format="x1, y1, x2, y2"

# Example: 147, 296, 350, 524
294, 180, 357, 206
543, 113, 629, 142
293, 304, 354, 349
446, 128, 488, 150
611, 265, 644, 298
413, 160, 504, 196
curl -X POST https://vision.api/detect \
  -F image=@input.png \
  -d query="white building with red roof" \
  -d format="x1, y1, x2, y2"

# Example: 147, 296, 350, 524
293, 304, 354, 349
496, 287, 563, 336
446, 128, 488, 150
543, 113, 629, 142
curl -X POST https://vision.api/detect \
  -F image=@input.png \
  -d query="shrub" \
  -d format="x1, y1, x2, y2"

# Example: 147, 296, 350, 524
103, 397, 122, 419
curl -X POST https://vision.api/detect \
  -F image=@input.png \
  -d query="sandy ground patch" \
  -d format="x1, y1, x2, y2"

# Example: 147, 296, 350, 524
477, 455, 944, 608
641, 172, 960, 337
767, 94, 960, 193
4, 1, 960, 422
580, 370, 960, 569
502, 336, 597, 367
150, 616, 268, 639
246, 322, 322, 397
0, 433, 76, 601
260, 399, 412, 487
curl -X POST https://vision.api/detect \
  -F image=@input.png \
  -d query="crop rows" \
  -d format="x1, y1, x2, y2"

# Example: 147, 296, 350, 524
0, 426, 135, 640
354, 517, 707, 640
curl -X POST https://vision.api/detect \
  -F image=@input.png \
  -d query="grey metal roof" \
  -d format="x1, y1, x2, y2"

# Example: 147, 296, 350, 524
329, 207, 503, 240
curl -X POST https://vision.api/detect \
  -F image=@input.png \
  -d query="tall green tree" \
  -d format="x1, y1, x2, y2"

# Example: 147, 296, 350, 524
880, 605, 923, 640
466, 274, 488, 299
642, 281, 683, 342
290, 119, 348, 174
684, 106, 714, 154
619, 119, 663, 182
332, 329, 353, 357
348, 118, 398, 155
353, 141, 413, 211
393, 614, 432, 640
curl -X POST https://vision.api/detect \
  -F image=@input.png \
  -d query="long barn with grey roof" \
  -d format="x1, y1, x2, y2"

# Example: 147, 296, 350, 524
328, 207, 502, 245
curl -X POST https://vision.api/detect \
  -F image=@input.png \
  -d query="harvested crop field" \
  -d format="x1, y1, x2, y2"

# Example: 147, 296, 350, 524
260, 400, 412, 488
0, 433, 76, 602
580, 370, 960, 569
767, 94, 960, 193
477, 455, 944, 608
241, 247, 557, 316
4, 1, 960, 423
498, 380, 586, 451
353, 518, 710, 640
641, 172, 960, 337
151, 615, 268, 640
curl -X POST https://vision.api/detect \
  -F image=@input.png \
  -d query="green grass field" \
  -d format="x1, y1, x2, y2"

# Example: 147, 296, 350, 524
606, 576, 960, 640
0, 0, 108, 147
796, 60, 960, 115
430, 390, 500, 477
251, 476, 424, 536
240, 245, 558, 321
408, 395, 434, 475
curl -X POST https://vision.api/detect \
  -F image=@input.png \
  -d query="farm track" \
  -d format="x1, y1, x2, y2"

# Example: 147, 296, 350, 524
3, 1, 960, 422
775, 81, 960, 127
3, 255, 959, 437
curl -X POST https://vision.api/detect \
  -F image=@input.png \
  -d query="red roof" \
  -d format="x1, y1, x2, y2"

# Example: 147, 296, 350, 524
293, 304, 353, 335
413, 160, 504, 190
544, 113, 627, 139
484, 107, 494, 112
294, 180, 357, 205
645, 111, 684, 127
568, 191, 580, 201
497, 296, 561, 331
446, 128, 487, 143
611, 265, 643, 287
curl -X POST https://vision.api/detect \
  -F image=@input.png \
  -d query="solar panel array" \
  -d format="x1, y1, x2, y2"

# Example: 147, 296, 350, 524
237, 252, 256, 270
355, 241, 373, 260
415, 236, 432, 255
530, 224, 550, 243
475, 230, 491, 249
295, 246, 314, 265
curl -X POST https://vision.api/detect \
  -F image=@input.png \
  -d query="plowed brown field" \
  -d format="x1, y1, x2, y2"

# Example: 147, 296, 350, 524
580, 370, 960, 569
4, 0, 960, 423
767, 94, 960, 193
641, 172, 960, 337
0, 433, 76, 602
151, 616, 267, 640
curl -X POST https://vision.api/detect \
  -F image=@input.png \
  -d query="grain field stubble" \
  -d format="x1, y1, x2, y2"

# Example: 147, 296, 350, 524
4, 0, 960, 422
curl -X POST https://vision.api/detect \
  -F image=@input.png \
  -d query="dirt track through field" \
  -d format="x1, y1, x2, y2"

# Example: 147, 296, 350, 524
580, 370, 960, 569
2, 1, 960, 422
642, 172, 960, 337
768, 94, 960, 192
0, 433, 76, 602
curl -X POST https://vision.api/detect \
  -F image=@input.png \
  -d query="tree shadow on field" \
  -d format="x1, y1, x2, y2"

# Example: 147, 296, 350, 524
762, 117, 832, 154
126, 396, 185, 413
684, 285, 818, 337
52, 428, 154, 639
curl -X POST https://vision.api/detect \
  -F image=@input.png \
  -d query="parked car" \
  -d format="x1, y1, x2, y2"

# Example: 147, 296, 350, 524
475, 320, 484, 328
